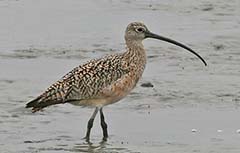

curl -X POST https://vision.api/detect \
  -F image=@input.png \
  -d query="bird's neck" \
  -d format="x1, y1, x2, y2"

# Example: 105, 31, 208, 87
126, 40, 145, 54
124, 40, 147, 66
126, 39, 144, 48
123, 40, 146, 86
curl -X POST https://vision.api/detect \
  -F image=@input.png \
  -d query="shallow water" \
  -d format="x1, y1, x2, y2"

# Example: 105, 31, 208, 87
1, 0, 240, 152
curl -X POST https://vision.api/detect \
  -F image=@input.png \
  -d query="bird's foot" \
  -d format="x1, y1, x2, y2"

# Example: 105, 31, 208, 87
102, 136, 108, 142
82, 136, 90, 143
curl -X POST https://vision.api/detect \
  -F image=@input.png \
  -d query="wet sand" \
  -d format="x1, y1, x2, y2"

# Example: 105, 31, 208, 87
1, 0, 240, 152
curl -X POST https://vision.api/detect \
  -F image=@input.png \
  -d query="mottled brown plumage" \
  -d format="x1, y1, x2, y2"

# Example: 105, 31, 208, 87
27, 22, 148, 111
26, 22, 206, 141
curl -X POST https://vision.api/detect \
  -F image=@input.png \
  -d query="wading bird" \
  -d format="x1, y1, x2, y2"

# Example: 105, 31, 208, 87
26, 22, 207, 141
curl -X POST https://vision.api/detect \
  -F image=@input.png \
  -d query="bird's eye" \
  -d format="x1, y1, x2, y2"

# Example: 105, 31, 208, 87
136, 28, 144, 33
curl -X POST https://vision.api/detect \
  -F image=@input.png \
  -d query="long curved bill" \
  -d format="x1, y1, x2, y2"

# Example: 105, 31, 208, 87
145, 31, 207, 66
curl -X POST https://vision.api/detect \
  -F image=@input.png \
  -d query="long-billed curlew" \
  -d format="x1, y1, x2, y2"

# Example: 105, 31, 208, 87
26, 22, 207, 141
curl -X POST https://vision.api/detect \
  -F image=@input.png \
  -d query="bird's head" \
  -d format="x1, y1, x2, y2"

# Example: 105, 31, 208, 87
125, 22, 149, 42
125, 22, 207, 66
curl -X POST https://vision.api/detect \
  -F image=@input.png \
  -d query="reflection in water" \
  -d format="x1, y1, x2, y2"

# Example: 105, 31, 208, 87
72, 140, 135, 153
73, 140, 108, 153
31, 138, 137, 153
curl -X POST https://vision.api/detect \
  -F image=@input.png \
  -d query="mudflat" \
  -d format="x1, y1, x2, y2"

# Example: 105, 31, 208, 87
0, 0, 240, 152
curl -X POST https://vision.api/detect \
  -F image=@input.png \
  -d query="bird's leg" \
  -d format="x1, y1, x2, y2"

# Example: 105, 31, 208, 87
100, 108, 108, 141
84, 107, 98, 142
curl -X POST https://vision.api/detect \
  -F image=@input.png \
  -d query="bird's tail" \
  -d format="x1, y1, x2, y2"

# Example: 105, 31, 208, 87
26, 96, 63, 113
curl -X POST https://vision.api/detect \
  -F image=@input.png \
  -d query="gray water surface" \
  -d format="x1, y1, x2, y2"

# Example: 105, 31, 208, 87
1, 0, 240, 152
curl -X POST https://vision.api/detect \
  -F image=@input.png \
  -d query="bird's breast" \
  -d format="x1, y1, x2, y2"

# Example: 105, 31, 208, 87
98, 64, 145, 106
